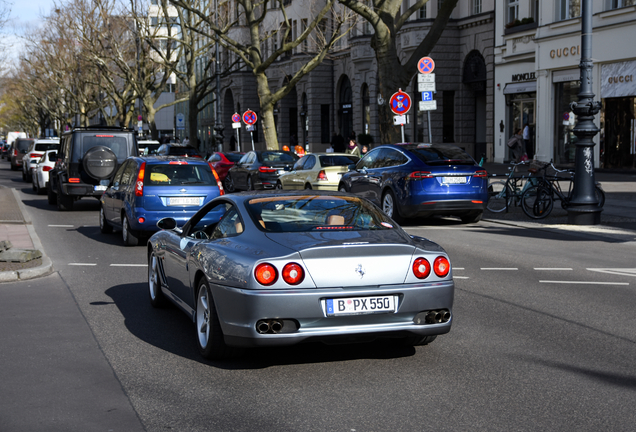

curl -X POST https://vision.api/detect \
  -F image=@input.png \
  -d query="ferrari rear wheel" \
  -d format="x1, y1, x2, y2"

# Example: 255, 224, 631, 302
148, 251, 167, 308
195, 280, 240, 360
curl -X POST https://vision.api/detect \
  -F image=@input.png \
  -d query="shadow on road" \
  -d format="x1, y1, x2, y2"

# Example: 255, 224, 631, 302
105, 282, 417, 370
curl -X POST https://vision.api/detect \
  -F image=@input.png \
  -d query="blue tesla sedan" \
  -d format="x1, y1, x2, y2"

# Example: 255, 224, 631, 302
338, 143, 488, 223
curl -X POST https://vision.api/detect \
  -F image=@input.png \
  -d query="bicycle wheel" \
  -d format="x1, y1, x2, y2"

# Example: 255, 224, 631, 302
521, 185, 554, 219
486, 180, 511, 213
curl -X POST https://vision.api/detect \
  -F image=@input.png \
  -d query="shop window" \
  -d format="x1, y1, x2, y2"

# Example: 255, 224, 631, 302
558, 0, 580, 20
554, 80, 580, 165
602, 98, 636, 169
442, 91, 455, 143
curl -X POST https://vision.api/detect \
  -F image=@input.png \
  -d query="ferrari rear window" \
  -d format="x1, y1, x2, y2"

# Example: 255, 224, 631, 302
245, 195, 394, 232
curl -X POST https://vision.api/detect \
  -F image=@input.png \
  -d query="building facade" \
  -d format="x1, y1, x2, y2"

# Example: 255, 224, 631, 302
214, 0, 495, 160
494, 0, 636, 169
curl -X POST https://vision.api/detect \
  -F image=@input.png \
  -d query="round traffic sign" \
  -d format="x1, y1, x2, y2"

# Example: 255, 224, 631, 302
418, 57, 435, 74
232, 113, 241, 123
389, 89, 412, 115
243, 110, 257, 125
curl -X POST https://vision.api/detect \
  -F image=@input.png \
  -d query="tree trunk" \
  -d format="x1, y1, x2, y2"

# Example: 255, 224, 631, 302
256, 73, 278, 150
188, 85, 199, 150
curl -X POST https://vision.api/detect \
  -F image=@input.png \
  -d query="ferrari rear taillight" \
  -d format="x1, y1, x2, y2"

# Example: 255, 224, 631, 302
255, 263, 278, 286
282, 263, 304, 285
434, 256, 450, 277
211, 167, 225, 195
473, 170, 487, 178
408, 171, 433, 180
412, 258, 431, 279
259, 166, 277, 173
135, 162, 146, 196
317, 170, 328, 181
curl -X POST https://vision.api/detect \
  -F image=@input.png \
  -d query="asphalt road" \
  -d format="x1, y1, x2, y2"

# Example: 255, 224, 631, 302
2, 162, 636, 431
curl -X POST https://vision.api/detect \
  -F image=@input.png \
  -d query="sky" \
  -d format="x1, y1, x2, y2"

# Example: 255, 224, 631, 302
5, 0, 56, 64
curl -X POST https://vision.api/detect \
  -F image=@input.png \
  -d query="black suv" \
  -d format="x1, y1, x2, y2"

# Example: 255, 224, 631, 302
48, 126, 138, 211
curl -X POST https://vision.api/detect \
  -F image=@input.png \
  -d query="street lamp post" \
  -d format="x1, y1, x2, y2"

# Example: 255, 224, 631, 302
567, 0, 602, 225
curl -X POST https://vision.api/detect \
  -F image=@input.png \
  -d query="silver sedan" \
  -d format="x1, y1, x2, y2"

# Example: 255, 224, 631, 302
147, 191, 454, 360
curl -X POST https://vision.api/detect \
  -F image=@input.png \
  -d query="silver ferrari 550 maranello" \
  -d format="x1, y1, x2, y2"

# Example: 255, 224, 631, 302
147, 190, 454, 360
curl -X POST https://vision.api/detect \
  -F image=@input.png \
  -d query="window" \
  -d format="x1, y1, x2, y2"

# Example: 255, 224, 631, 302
559, 0, 580, 20
301, 19, 308, 51
607, 0, 635, 9
150, 17, 159, 26
211, 207, 244, 239
508, 0, 519, 23
473, 0, 482, 14
292, 20, 297, 54
419, 4, 427, 18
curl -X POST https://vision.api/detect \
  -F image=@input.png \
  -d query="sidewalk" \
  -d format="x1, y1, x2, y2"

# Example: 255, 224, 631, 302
0, 187, 53, 282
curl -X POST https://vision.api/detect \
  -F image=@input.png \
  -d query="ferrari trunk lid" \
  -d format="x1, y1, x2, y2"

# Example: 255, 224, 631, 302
265, 231, 416, 287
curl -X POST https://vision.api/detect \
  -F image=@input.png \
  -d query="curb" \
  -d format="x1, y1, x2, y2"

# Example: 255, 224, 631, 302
0, 189, 54, 283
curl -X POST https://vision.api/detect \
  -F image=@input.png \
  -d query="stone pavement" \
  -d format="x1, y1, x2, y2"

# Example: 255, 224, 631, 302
0, 187, 52, 281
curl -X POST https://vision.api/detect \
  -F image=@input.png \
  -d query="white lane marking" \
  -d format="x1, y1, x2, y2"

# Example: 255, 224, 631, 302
110, 264, 147, 267
534, 268, 573, 271
49, 224, 74, 227
587, 268, 636, 278
68, 263, 97, 266
454, 276, 470, 279
453, 267, 465, 270
540, 280, 629, 286
481, 268, 518, 271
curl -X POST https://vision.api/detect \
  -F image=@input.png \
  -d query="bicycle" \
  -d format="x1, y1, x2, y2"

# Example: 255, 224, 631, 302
520, 161, 605, 219
487, 161, 538, 213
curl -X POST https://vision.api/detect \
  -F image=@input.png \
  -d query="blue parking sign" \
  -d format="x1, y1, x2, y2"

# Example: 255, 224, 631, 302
421, 91, 434, 101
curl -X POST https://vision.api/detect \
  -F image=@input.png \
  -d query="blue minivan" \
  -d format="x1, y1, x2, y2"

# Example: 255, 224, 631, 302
99, 156, 225, 245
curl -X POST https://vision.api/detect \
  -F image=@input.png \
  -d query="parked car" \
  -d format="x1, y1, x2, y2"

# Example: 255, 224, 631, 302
147, 190, 454, 359
48, 126, 139, 211
22, 138, 60, 182
224, 150, 298, 192
9, 138, 35, 171
1, 141, 10, 160
5, 131, 27, 157
276, 153, 359, 191
156, 144, 202, 158
207, 151, 244, 182
32, 150, 58, 195
99, 156, 225, 246
338, 143, 488, 223
138, 140, 161, 156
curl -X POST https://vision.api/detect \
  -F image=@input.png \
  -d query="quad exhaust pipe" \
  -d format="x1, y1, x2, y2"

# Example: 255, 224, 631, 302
256, 319, 285, 334
413, 309, 451, 325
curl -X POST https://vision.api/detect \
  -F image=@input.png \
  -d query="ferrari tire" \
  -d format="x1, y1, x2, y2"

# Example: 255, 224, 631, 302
148, 251, 167, 308
195, 280, 241, 360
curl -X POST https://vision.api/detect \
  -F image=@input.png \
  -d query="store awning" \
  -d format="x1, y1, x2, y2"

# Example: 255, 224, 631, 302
503, 82, 537, 94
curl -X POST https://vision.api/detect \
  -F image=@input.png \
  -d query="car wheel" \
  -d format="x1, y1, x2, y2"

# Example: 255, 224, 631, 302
224, 174, 235, 193
47, 182, 57, 205
122, 214, 139, 246
99, 205, 113, 234
275, 181, 283, 190
304, 183, 312, 190
195, 279, 241, 360
247, 176, 254, 191
32, 177, 37, 192
148, 251, 167, 308
338, 183, 348, 193
461, 211, 483, 224
57, 184, 74, 211
382, 190, 403, 223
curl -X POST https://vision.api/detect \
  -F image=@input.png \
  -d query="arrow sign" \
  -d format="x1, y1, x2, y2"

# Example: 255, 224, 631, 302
418, 57, 435, 74
389, 89, 412, 115
242, 110, 257, 125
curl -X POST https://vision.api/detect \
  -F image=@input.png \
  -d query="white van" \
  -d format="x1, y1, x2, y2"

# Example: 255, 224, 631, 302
6, 132, 27, 146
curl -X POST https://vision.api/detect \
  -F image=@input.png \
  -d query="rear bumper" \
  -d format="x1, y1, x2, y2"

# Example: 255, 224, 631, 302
61, 183, 104, 197
401, 198, 487, 218
209, 280, 454, 348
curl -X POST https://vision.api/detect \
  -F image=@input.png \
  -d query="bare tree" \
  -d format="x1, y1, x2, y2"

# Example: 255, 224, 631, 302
338, 0, 458, 143
171, 0, 353, 149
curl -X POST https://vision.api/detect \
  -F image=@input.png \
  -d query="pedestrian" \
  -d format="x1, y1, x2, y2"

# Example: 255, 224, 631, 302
183, 136, 190, 146
506, 128, 526, 162
229, 135, 237, 151
523, 124, 532, 159
346, 137, 360, 157
361, 145, 369, 155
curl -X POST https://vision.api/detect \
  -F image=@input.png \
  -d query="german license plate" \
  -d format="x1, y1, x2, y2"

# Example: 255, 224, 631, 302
94, 185, 107, 191
442, 176, 467, 184
326, 296, 395, 316
168, 197, 200, 206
